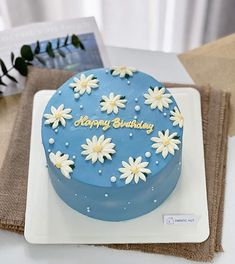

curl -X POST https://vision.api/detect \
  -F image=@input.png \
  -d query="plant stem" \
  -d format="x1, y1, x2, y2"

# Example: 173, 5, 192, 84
0, 66, 14, 79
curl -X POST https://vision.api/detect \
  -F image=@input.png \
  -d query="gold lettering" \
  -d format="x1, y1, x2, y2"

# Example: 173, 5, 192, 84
74, 116, 154, 134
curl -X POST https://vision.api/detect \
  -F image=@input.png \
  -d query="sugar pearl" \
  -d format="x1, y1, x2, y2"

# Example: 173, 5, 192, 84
65, 142, 69, 147
129, 133, 133, 137
48, 149, 51, 153
105, 69, 109, 73
49, 138, 54, 144
154, 199, 157, 203
135, 105, 141, 112
55, 129, 58, 133
72, 155, 76, 159
155, 161, 159, 165
134, 115, 137, 119
135, 97, 138, 102
58, 90, 62, 95
104, 193, 109, 197
163, 112, 167, 116
74, 93, 80, 99
127, 81, 130, 85
98, 170, 102, 174
110, 176, 117, 183
80, 105, 83, 110
145, 151, 151, 158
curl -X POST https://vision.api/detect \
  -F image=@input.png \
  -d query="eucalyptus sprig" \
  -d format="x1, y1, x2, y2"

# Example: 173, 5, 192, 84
0, 34, 85, 88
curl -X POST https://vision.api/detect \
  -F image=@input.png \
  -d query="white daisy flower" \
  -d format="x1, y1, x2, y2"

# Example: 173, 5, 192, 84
111, 66, 136, 78
151, 129, 181, 159
144, 87, 172, 111
69, 74, 99, 95
81, 135, 116, 164
44, 104, 72, 129
119, 156, 151, 184
100, 93, 127, 114
170, 106, 184, 128
49, 151, 74, 179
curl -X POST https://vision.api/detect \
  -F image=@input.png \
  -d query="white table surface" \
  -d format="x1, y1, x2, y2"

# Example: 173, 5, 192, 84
0, 46, 234, 263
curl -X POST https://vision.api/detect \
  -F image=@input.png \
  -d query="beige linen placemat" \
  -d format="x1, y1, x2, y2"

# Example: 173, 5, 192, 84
0, 67, 230, 261
178, 33, 235, 136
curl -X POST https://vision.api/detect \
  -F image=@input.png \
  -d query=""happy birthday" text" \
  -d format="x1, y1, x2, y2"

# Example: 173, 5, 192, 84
74, 116, 154, 134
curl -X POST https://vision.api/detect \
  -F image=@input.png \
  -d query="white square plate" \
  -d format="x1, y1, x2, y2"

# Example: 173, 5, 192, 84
24, 88, 209, 244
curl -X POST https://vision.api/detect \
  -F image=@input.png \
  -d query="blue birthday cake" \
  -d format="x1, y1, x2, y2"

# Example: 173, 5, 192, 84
41, 66, 184, 221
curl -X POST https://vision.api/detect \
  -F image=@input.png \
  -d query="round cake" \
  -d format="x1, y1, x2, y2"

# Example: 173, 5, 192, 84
41, 66, 184, 221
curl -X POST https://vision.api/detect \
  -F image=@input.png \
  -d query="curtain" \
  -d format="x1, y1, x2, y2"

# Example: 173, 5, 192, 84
0, 0, 235, 52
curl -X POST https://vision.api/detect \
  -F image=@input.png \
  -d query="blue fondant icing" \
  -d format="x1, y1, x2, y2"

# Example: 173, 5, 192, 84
42, 68, 183, 221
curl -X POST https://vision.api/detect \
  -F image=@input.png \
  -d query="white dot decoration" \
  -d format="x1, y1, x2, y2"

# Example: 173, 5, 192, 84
86, 206, 91, 212
98, 170, 102, 174
151, 187, 155, 191
127, 80, 130, 85
75, 193, 78, 196
129, 133, 133, 137
58, 90, 62, 95
48, 149, 51, 153
135, 97, 138, 102
127, 201, 131, 205
65, 142, 69, 147
145, 151, 151, 158
155, 161, 159, 165
105, 69, 109, 73
134, 115, 137, 119
74, 93, 80, 99
134, 105, 141, 112
80, 105, 83, 110
110, 176, 117, 183
163, 112, 167, 117
154, 199, 157, 203
55, 129, 58, 133
123, 207, 127, 210
72, 155, 76, 159
48, 138, 54, 144
104, 193, 109, 197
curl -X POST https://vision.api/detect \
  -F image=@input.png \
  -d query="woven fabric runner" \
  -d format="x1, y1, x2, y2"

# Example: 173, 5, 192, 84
0, 67, 230, 261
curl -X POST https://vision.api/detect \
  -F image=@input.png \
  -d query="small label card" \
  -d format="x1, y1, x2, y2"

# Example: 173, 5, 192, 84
163, 214, 200, 225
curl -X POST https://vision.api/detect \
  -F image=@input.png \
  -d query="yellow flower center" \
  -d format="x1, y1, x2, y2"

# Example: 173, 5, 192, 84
109, 100, 116, 107
55, 112, 62, 119
55, 162, 62, 169
155, 95, 162, 100
163, 138, 170, 146
80, 80, 88, 88
119, 66, 126, 71
131, 166, 139, 174
93, 144, 103, 153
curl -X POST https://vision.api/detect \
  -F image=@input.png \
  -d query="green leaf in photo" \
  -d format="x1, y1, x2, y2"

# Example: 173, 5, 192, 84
71, 34, 80, 48
20, 45, 34, 61
0, 59, 8, 75
34, 41, 40, 54
14, 57, 28, 76
64, 35, 69, 46
11, 52, 15, 65
46, 42, 55, 58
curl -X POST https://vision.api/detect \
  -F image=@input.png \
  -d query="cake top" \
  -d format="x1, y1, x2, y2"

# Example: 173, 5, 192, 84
42, 66, 183, 187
